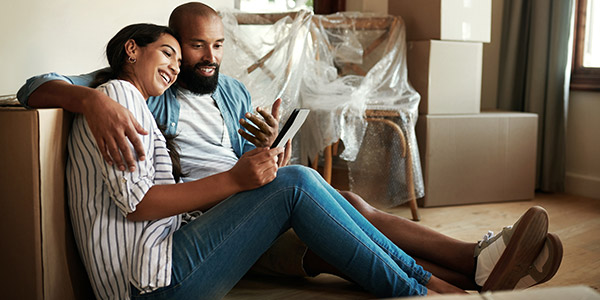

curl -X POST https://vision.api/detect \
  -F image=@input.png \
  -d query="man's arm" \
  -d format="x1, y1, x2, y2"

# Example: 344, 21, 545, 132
18, 73, 148, 172
17, 71, 97, 107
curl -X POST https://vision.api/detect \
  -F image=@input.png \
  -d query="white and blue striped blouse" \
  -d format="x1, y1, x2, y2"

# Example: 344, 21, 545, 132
66, 79, 181, 299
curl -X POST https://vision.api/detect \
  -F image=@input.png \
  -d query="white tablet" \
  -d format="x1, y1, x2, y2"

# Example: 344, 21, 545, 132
271, 108, 310, 148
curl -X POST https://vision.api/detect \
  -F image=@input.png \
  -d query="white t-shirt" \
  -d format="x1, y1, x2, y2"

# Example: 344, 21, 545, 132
175, 88, 239, 182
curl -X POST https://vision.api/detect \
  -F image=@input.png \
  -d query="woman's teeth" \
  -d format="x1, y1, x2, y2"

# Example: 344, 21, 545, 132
159, 71, 170, 84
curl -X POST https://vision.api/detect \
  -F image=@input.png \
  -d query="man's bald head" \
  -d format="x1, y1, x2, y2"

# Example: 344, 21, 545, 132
168, 2, 225, 94
168, 2, 220, 34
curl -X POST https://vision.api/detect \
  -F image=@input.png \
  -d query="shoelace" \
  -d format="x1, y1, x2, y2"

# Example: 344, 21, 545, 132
478, 225, 514, 247
478, 230, 495, 247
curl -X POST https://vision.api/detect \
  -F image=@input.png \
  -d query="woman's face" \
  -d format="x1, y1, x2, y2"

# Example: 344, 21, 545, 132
131, 33, 181, 99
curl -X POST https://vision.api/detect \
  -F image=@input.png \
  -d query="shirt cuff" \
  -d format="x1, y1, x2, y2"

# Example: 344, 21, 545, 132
17, 73, 74, 108
112, 175, 154, 217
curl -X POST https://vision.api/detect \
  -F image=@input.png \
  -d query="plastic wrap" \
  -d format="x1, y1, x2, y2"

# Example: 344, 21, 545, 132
220, 10, 424, 207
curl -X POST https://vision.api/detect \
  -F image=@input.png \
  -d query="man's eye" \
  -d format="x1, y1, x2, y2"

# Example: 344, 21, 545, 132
192, 44, 203, 48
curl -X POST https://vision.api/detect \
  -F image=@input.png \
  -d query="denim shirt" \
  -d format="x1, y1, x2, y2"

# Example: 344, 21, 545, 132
17, 71, 256, 157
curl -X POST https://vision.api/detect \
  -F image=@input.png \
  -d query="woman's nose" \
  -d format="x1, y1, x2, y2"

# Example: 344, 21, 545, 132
170, 62, 180, 76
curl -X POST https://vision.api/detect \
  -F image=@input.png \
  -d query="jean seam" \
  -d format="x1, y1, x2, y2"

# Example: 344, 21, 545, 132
310, 167, 428, 288
369, 237, 431, 284
293, 185, 425, 295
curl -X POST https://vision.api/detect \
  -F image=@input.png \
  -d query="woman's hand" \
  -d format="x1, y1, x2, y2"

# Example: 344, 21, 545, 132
82, 89, 148, 172
228, 147, 284, 191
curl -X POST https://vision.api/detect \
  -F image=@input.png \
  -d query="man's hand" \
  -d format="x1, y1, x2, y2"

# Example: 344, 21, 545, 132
277, 139, 292, 167
228, 147, 284, 191
238, 98, 281, 148
82, 89, 148, 172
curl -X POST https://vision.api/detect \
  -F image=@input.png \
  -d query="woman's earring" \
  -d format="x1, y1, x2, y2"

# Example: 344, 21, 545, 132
128, 56, 137, 64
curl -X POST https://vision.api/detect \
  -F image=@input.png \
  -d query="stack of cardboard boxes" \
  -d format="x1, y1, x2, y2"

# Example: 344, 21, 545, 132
389, 0, 538, 207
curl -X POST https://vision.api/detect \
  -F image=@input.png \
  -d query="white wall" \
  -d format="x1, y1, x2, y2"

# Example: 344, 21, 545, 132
0, 0, 233, 96
566, 91, 600, 199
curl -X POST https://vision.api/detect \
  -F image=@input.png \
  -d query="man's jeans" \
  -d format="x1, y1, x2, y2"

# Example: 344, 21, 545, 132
131, 166, 430, 299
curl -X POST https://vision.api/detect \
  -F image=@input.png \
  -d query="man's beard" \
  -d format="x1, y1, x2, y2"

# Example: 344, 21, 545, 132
178, 62, 220, 95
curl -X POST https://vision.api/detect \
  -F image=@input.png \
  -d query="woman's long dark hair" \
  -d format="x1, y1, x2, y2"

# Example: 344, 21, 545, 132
94, 23, 186, 182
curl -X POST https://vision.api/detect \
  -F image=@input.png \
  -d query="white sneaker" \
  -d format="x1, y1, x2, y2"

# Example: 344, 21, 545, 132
474, 206, 549, 291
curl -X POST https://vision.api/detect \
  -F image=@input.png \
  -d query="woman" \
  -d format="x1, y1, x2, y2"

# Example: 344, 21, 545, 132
67, 23, 464, 300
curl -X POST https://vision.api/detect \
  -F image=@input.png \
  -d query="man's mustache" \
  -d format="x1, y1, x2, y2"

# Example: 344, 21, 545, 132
194, 62, 219, 69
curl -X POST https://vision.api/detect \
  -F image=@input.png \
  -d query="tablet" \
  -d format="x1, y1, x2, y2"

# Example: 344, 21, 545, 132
271, 108, 310, 148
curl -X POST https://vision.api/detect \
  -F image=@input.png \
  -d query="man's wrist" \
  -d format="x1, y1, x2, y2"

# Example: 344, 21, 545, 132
80, 87, 103, 115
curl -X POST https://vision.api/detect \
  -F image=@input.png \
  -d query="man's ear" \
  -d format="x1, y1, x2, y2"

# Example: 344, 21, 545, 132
124, 39, 138, 60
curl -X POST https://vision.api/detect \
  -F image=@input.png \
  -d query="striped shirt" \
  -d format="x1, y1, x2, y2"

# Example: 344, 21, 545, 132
66, 80, 182, 299
175, 88, 239, 182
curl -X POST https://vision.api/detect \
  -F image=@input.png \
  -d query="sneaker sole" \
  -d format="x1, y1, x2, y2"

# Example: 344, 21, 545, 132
537, 233, 563, 285
482, 206, 549, 291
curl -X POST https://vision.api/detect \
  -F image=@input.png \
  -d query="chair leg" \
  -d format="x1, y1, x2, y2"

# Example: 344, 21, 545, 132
332, 140, 340, 156
403, 126, 420, 221
408, 198, 420, 221
310, 146, 332, 184
365, 117, 420, 221
323, 145, 332, 184
311, 153, 319, 170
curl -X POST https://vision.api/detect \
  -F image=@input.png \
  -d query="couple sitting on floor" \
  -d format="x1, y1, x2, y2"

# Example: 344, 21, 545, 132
18, 2, 563, 299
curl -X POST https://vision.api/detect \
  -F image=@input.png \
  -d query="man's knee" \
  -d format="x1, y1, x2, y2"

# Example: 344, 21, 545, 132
276, 165, 320, 186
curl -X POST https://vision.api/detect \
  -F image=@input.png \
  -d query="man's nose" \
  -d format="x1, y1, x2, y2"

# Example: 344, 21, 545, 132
202, 48, 216, 63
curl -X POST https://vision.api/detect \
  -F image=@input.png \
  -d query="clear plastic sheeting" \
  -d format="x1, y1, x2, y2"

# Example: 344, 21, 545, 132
220, 10, 424, 207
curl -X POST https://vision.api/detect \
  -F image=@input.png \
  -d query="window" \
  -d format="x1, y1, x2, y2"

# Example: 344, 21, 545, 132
571, 0, 600, 90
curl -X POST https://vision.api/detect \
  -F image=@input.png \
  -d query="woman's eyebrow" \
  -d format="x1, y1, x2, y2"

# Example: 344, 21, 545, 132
161, 44, 177, 54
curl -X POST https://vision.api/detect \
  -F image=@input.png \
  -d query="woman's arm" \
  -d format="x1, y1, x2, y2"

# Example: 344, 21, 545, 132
94, 80, 283, 222
127, 146, 284, 221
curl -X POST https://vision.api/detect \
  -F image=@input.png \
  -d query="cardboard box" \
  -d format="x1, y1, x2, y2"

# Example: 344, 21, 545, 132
407, 40, 482, 115
416, 112, 538, 207
346, 0, 388, 14
0, 108, 93, 299
388, 0, 491, 42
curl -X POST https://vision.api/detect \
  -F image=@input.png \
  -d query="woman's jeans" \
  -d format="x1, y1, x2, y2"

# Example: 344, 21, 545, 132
131, 165, 430, 299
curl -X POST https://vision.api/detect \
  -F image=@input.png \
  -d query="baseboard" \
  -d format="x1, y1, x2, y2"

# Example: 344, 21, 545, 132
565, 172, 600, 200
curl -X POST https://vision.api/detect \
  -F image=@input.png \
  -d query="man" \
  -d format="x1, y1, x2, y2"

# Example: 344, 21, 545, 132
18, 2, 562, 293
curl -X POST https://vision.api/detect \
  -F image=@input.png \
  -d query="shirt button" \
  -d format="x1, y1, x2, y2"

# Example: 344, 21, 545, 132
171, 122, 175, 127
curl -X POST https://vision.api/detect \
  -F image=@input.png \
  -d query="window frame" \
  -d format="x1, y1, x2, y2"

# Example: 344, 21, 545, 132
571, 0, 600, 91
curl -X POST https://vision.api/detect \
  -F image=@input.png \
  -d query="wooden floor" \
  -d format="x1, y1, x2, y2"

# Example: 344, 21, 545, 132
224, 193, 600, 299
